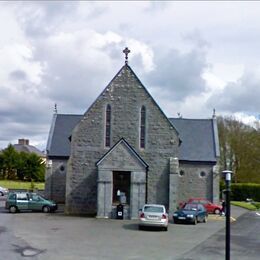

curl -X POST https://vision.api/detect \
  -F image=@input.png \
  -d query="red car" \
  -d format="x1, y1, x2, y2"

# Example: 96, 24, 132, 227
179, 198, 222, 214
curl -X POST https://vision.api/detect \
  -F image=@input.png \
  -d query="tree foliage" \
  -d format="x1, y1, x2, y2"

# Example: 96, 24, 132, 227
217, 116, 260, 183
0, 144, 45, 182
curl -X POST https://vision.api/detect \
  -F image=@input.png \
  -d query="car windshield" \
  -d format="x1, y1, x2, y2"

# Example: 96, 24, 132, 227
184, 204, 198, 211
144, 206, 164, 213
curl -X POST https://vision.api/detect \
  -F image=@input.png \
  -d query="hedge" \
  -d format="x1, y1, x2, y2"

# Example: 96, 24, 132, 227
229, 183, 260, 202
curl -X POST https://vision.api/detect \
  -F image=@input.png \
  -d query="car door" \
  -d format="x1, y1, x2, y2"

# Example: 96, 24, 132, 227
16, 193, 29, 210
28, 194, 42, 211
197, 204, 206, 221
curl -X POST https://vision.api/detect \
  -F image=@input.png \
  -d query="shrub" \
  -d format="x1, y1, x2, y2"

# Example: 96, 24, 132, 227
230, 183, 260, 202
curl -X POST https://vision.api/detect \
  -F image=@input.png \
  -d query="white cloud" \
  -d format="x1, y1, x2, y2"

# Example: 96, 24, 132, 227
0, 1, 260, 150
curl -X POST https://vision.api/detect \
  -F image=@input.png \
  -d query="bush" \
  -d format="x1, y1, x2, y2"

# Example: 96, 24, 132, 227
230, 183, 260, 202
252, 201, 260, 209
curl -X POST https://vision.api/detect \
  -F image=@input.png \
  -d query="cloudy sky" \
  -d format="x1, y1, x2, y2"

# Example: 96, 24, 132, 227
0, 1, 260, 151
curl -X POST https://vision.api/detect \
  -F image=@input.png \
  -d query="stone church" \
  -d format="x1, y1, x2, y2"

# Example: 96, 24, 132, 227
45, 48, 220, 219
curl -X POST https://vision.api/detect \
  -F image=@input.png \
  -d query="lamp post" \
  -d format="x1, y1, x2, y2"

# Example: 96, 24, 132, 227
222, 170, 233, 260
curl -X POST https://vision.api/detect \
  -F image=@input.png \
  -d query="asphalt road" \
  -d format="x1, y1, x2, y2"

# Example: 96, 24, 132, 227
0, 196, 258, 260
177, 210, 260, 260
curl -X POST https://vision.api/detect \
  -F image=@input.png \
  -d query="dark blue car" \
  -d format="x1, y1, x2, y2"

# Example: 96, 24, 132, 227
173, 203, 208, 224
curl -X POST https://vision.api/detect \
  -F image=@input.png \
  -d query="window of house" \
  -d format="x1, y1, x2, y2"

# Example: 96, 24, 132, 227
113, 171, 131, 205
140, 106, 146, 149
105, 104, 111, 147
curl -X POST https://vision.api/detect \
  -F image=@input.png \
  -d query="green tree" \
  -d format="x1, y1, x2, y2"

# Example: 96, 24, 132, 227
217, 116, 260, 183
0, 145, 45, 182
25, 153, 45, 182
0, 144, 19, 179
0, 152, 4, 178
16, 151, 29, 180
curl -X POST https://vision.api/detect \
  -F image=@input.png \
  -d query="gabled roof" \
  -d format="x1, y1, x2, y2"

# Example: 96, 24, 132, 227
96, 138, 149, 169
13, 144, 45, 157
83, 64, 179, 137
46, 114, 83, 157
169, 118, 220, 163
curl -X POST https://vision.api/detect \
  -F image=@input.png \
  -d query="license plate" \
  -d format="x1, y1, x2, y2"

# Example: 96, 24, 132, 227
178, 217, 186, 220
148, 215, 159, 219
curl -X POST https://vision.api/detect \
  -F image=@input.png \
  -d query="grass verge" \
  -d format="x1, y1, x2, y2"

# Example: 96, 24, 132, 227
231, 201, 258, 210
0, 180, 45, 190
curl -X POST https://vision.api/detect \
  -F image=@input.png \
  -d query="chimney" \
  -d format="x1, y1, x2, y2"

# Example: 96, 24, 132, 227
18, 139, 29, 145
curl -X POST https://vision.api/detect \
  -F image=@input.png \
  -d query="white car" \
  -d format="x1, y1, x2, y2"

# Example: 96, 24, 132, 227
139, 204, 168, 231
0, 186, 9, 196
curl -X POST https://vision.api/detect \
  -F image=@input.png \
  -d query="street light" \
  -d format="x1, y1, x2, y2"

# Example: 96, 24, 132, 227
222, 170, 233, 260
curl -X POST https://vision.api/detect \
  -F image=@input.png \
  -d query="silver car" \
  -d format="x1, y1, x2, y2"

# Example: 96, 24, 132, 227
139, 204, 168, 231
0, 186, 9, 196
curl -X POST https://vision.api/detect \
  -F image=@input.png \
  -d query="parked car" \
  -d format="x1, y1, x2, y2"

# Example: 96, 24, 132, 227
179, 198, 222, 214
139, 204, 168, 231
5, 192, 57, 213
173, 203, 208, 224
0, 186, 9, 196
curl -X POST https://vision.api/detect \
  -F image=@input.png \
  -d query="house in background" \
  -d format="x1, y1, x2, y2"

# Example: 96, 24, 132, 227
45, 49, 220, 218
13, 139, 46, 162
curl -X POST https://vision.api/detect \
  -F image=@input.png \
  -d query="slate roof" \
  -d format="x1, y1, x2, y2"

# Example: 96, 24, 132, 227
46, 114, 83, 157
169, 118, 220, 163
13, 144, 45, 157
46, 114, 219, 163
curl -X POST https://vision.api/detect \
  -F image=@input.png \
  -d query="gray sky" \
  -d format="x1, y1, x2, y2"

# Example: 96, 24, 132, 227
0, 1, 259, 150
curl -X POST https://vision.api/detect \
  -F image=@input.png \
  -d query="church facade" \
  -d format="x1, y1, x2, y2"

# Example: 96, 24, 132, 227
45, 54, 220, 218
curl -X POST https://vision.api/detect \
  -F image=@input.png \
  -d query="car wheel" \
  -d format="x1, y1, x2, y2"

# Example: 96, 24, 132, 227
214, 208, 220, 215
138, 225, 143, 230
9, 206, 17, 213
0, 191, 4, 196
164, 227, 168, 231
42, 206, 50, 213
193, 217, 197, 225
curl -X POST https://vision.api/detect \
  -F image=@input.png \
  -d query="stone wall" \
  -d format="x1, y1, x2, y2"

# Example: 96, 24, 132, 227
96, 139, 147, 219
45, 158, 67, 203
178, 162, 216, 203
65, 65, 179, 215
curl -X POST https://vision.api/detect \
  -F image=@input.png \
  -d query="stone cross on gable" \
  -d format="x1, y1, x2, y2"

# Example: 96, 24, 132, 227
123, 47, 130, 64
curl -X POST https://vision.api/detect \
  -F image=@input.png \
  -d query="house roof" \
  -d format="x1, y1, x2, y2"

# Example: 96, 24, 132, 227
13, 144, 45, 157
46, 114, 219, 163
169, 118, 220, 163
46, 114, 82, 157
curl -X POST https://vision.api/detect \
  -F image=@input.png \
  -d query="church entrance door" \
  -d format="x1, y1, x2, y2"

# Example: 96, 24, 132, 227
113, 171, 130, 205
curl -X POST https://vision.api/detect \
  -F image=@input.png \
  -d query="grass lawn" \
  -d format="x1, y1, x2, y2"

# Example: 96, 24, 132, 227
0, 180, 45, 190
231, 201, 259, 210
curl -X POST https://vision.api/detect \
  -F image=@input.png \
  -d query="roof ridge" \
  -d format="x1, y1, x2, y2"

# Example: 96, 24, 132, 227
169, 117, 213, 121
56, 113, 83, 116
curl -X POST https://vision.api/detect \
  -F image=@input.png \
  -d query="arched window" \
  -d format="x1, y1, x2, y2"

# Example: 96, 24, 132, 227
105, 104, 111, 147
140, 106, 146, 149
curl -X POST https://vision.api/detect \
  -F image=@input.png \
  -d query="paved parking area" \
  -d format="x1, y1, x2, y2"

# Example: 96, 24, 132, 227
0, 198, 248, 260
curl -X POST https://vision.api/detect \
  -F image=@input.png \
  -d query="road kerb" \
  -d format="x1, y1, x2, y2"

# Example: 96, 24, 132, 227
208, 215, 236, 222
